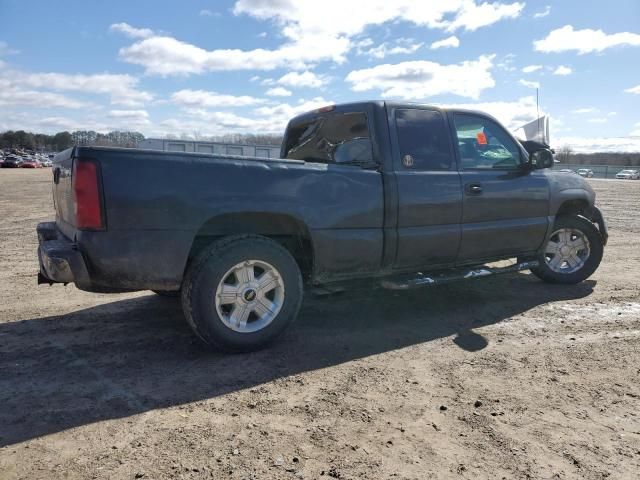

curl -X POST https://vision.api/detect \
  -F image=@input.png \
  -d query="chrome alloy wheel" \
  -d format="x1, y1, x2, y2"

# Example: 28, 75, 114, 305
214, 260, 285, 333
544, 228, 591, 274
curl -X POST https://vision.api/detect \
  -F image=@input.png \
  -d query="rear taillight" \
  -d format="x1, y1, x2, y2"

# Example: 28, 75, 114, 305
73, 159, 104, 230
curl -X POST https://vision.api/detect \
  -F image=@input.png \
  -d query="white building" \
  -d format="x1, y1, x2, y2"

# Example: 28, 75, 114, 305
139, 138, 281, 159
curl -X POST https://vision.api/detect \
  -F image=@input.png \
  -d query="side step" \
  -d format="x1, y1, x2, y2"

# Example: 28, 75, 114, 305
380, 260, 539, 290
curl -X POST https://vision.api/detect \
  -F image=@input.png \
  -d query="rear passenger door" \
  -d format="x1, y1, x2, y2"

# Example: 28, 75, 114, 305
450, 112, 549, 262
389, 106, 463, 270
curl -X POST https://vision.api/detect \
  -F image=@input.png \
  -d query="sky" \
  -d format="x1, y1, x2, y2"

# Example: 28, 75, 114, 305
1, 0, 640, 152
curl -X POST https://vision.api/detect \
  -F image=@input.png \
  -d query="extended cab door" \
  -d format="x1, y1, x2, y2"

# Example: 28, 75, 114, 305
388, 106, 463, 270
449, 111, 550, 262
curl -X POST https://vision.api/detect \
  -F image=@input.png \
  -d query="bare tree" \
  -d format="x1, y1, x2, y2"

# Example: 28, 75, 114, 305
556, 145, 574, 163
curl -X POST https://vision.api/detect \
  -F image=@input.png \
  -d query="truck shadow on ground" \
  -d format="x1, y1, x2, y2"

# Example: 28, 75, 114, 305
0, 273, 595, 447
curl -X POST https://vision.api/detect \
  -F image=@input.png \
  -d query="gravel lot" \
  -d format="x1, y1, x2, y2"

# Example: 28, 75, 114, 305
0, 169, 639, 480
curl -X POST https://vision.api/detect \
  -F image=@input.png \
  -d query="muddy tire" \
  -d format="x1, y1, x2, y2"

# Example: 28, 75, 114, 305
181, 235, 303, 352
531, 215, 603, 284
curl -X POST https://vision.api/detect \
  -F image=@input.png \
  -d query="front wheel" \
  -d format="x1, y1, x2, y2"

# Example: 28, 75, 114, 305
531, 215, 603, 284
181, 235, 303, 352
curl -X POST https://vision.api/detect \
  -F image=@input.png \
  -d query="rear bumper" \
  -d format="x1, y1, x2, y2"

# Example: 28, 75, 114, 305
37, 221, 187, 292
37, 222, 91, 288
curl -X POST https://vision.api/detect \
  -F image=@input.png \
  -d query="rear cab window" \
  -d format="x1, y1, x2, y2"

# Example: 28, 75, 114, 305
394, 108, 453, 170
284, 112, 374, 167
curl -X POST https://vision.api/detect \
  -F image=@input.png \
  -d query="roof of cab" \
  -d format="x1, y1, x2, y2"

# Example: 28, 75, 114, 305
287, 100, 496, 126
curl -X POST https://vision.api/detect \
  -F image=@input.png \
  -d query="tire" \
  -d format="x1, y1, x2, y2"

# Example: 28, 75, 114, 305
181, 235, 303, 352
531, 215, 603, 284
152, 289, 180, 297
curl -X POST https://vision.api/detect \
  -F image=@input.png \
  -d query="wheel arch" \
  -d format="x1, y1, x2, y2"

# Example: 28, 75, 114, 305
186, 212, 314, 280
555, 198, 590, 217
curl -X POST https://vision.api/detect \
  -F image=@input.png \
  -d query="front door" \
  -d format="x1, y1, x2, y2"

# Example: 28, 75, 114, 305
390, 106, 463, 270
449, 112, 550, 263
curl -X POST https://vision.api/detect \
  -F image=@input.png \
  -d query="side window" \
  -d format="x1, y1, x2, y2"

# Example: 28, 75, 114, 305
395, 109, 452, 170
453, 114, 522, 170
284, 112, 373, 166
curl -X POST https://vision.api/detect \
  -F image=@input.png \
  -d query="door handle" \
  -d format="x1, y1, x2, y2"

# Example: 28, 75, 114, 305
466, 183, 483, 195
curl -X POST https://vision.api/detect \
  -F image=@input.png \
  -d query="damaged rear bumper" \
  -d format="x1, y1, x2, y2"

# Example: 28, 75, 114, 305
37, 222, 91, 288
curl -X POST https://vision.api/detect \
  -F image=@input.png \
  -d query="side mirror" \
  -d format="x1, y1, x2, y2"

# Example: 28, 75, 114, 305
529, 148, 554, 169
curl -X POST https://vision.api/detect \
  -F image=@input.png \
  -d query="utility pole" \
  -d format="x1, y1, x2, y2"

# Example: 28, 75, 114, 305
536, 87, 541, 143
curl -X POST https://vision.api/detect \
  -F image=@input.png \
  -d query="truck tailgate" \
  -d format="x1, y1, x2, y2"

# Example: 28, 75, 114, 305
51, 148, 76, 239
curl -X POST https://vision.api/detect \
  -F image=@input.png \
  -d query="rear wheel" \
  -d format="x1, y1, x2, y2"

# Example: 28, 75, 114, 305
181, 235, 303, 352
531, 215, 603, 284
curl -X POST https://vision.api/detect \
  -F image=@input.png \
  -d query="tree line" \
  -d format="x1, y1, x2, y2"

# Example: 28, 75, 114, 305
165, 132, 284, 146
555, 146, 640, 166
1, 130, 283, 152
0, 130, 146, 151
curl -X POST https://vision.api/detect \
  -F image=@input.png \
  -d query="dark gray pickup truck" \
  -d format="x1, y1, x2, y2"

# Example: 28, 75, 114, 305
37, 101, 607, 351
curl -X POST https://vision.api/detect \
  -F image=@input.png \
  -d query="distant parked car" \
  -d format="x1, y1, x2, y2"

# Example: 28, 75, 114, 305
41, 159, 53, 167
558, 169, 575, 174
1, 155, 23, 168
616, 169, 639, 180
576, 168, 594, 178
20, 158, 42, 168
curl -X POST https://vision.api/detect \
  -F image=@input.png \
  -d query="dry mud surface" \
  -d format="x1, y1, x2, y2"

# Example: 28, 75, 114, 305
0, 169, 639, 479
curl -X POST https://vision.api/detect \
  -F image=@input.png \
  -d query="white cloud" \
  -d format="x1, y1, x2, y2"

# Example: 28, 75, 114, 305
444, 1, 524, 32
0, 79, 89, 109
171, 89, 265, 107
253, 97, 333, 129
265, 87, 292, 97
553, 65, 572, 75
31, 73, 151, 107
555, 136, 640, 153
115, 1, 524, 76
587, 118, 608, 124
199, 9, 213, 17
117, 33, 350, 75
0, 66, 153, 107
109, 22, 154, 39
0, 111, 147, 134
438, 96, 540, 131
572, 107, 598, 114
534, 25, 640, 54
430, 36, 460, 50
346, 54, 495, 100
533, 6, 551, 18
107, 109, 150, 126
625, 84, 640, 94
277, 71, 328, 88
519, 79, 540, 89
0, 41, 19, 56
365, 40, 423, 59
522, 64, 543, 73
496, 53, 517, 71
158, 97, 332, 137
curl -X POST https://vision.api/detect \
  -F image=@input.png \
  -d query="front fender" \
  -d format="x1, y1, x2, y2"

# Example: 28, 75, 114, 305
582, 205, 608, 246
549, 188, 595, 217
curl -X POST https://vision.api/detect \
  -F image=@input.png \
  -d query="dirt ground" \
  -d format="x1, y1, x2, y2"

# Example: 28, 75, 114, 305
0, 168, 638, 480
